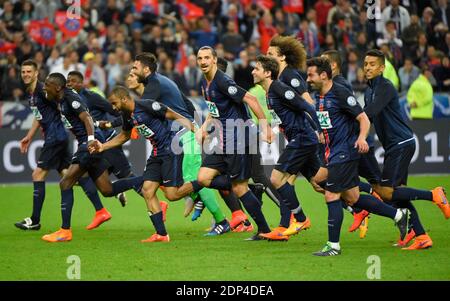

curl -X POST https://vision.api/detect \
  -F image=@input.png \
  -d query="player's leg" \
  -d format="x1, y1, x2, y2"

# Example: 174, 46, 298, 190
141, 180, 170, 242
16, 140, 66, 230
181, 131, 227, 228
271, 146, 315, 237
250, 149, 291, 231
41, 163, 86, 242
313, 188, 343, 257
15, 167, 49, 230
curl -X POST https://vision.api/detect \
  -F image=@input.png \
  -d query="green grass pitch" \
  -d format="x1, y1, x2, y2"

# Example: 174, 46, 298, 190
1, 175, 449, 280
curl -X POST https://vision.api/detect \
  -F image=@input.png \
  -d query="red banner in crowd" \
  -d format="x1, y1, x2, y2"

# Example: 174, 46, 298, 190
55, 11, 86, 38
0, 39, 16, 53
282, 0, 304, 13
135, 0, 159, 14
28, 19, 56, 46
176, 0, 204, 20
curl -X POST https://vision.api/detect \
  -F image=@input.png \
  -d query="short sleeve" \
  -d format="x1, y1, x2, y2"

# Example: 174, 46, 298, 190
139, 99, 168, 119
336, 88, 363, 118
216, 72, 246, 103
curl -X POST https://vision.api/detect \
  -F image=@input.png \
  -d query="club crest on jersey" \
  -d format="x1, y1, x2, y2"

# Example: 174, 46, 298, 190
290, 78, 300, 87
284, 90, 295, 100
152, 102, 161, 111
347, 96, 357, 106
228, 86, 237, 95
71, 101, 81, 109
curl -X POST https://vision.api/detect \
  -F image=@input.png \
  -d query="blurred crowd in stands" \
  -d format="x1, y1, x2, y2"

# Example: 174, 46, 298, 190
0, 0, 449, 104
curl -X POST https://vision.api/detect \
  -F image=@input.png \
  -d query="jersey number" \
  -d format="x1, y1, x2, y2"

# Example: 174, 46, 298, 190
316, 111, 333, 129
205, 101, 220, 118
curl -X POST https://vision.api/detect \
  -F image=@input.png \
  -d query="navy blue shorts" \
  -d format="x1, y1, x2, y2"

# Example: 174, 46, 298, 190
103, 146, 132, 179
358, 147, 382, 184
326, 160, 360, 193
143, 153, 184, 187
202, 152, 252, 181
381, 143, 415, 187
37, 140, 71, 173
275, 145, 320, 180
72, 144, 109, 181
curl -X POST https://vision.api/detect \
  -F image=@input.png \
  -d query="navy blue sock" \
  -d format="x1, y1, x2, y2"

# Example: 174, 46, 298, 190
279, 201, 291, 228
327, 200, 343, 243
359, 181, 372, 194
61, 188, 74, 229
149, 211, 167, 236
392, 187, 433, 202
31, 181, 45, 224
112, 176, 143, 195
78, 177, 103, 211
395, 201, 426, 236
239, 190, 270, 233
191, 180, 203, 193
249, 184, 263, 205
276, 183, 306, 222
354, 194, 396, 219
220, 191, 243, 212
210, 175, 232, 190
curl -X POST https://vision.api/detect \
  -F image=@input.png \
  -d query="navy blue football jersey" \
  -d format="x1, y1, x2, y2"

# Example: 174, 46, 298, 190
279, 67, 308, 96
122, 100, 174, 157
364, 75, 414, 152
200, 70, 256, 152
28, 82, 68, 144
315, 83, 363, 165
79, 88, 120, 141
59, 88, 103, 144
267, 80, 319, 148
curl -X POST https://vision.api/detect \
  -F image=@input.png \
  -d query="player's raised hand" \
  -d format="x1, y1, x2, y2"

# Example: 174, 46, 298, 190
20, 136, 31, 154
354, 137, 369, 153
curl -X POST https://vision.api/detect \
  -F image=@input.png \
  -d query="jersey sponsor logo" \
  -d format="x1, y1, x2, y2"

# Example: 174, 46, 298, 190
152, 102, 161, 111
316, 111, 333, 129
205, 100, 220, 117
347, 96, 357, 106
71, 101, 81, 109
228, 86, 238, 95
290, 78, 300, 87
30, 106, 43, 121
61, 114, 73, 129
269, 109, 282, 125
284, 90, 295, 100
136, 124, 155, 138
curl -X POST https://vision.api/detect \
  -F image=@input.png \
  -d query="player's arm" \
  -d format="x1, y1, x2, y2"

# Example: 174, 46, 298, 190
78, 110, 95, 141
196, 113, 212, 144
20, 118, 40, 153
355, 112, 370, 153
364, 83, 394, 119
243, 92, 273, 143
301, 91, 315, 106
286, 92, 322, 132
165, 108, 196, 133
94, 130, 131, 153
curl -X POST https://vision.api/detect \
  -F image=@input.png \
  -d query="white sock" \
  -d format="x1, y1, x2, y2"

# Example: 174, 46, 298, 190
394, 209, 402, 222
329, 241, 341, 250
